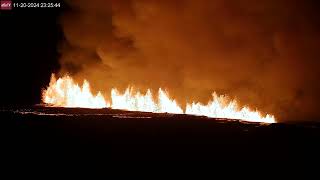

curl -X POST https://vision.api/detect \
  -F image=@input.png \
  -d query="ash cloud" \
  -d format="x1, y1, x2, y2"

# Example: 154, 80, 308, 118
59, 0, 320, 122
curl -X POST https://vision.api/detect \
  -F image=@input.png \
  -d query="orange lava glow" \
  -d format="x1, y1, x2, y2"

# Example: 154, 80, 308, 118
42, 74, 276, 123
42, 75, 109, 108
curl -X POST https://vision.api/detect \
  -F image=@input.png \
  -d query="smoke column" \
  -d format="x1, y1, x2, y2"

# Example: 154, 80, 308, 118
58, 0, 320, 122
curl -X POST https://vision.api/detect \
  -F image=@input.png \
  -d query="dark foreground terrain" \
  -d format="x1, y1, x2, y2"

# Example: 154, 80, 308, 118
1, 106, 320, 163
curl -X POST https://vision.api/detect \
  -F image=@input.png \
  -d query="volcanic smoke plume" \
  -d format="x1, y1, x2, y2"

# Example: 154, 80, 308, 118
57, 0, 320, 122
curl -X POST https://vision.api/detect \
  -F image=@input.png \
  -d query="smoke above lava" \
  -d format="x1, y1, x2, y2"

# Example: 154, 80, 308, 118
58, 0, 320, 122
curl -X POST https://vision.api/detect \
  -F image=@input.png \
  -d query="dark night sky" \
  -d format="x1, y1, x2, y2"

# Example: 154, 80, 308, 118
2, 1, 320, 165
1, 0, 320, 122
2, 2, 320, 166
0, 0, 64, 106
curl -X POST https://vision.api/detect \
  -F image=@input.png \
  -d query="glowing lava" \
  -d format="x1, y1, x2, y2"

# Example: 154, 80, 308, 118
186, 93, 275, 123
42, 74, 276, 123
111, 88, 183, 114
42, 74, 109, 108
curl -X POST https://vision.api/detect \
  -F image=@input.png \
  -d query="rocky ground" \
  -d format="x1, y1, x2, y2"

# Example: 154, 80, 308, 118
1, 106, 320, 162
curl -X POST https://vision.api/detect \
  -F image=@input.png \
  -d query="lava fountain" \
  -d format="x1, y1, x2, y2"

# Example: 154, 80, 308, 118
42, 74, 276, 123
42, 75, 109, 108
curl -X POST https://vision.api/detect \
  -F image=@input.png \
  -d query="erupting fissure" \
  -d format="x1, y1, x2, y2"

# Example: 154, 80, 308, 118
42, 74, 276, 123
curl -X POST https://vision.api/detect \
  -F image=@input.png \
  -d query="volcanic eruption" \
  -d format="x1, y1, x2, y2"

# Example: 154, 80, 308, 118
40, 0, 320, 123
42, 74, 275, 123
4, 0, 320, 165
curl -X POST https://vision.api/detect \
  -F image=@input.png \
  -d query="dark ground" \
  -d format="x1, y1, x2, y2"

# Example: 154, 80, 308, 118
1, 106, 320, 164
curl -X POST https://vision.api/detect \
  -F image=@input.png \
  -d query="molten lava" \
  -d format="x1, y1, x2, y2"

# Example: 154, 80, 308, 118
42, 75, 109, 108
42, 74, 276, 123
111, 88, 183, 114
